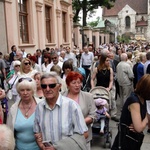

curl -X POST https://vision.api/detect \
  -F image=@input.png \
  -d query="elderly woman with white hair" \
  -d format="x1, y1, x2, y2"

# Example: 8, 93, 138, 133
6, 60, 21, 102
7, 77, 42, 150
0, 124, 15, 150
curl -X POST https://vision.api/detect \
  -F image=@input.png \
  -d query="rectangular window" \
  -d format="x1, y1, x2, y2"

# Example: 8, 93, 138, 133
45, 6, 52, 43
62, 12, 67, 42
18, 0, 29, 43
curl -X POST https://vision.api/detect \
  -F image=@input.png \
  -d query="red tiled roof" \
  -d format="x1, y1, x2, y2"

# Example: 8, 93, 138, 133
103, 0, 147, 17
136, 21, 148, 26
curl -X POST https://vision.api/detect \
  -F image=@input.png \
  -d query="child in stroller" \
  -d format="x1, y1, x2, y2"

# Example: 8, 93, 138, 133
95, 98, 110, 135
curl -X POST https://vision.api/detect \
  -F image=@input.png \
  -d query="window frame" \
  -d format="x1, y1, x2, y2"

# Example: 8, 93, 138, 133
18, 0, 29, 44
45, 5, 52, 43
125, 16, 131, 28
62, 11, 67, 42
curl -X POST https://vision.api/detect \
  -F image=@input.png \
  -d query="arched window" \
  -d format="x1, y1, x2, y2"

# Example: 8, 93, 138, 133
125, 16, 130, 28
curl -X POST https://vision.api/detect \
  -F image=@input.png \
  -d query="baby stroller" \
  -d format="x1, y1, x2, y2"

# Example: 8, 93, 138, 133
77, 67, 91, 92
90, 86, 112, 148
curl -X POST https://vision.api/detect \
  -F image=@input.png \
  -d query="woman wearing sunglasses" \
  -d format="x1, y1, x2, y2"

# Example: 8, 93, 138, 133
63, 71, 96, 150
20, 58, 37, 78
7, 77, 42, 150
6, 60, 21, 102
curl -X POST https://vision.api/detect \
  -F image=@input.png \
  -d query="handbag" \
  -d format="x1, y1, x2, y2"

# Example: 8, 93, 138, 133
119, 123, 144, 150
6, 90, 12, 100
6, 76, 18, 100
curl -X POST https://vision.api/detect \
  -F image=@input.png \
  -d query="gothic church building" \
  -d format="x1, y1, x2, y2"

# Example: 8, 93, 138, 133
103, 0, 150, 42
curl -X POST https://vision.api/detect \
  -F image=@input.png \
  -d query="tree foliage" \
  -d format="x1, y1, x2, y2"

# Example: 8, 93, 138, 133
87, 17, 100, 28
117, 35, 130, 44
72, 0, 116, 26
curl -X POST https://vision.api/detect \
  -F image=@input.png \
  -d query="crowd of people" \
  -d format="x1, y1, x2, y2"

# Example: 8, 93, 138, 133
0, 42, 150, 149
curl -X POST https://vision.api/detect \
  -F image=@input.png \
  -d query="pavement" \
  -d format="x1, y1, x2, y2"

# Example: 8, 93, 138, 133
91, 97, 150, 150
91, 119, 150, 150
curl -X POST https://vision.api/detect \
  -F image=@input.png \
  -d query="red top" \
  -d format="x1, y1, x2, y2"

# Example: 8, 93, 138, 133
0, 117, 2, 124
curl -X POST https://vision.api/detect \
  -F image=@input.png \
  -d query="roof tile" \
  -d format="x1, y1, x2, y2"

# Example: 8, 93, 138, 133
103, 0, 147, 17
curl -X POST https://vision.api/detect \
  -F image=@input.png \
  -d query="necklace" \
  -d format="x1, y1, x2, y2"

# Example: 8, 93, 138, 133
22, 101, 33, 118
102, 69, 107, 75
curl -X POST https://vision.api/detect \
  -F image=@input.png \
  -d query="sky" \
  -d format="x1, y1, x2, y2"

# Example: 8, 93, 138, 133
79, 7, 102, 25
87, 7, 102, 22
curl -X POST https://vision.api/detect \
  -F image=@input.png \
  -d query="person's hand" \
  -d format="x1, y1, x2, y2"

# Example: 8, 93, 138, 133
106, 88, 110, 92
43, 146, 55, 150
35, 132, 42, 142
129, 124, 136, 132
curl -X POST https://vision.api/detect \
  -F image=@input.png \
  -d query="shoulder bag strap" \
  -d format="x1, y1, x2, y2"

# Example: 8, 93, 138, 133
6, 76, 18, 93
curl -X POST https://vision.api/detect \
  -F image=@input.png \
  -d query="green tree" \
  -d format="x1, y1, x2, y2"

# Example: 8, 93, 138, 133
117, 35, 130, 44
72, 0, 115, 26
87, 16, 100, 28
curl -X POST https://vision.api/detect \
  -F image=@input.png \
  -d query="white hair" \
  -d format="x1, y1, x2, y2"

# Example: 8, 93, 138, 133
41, 72, 62, 84
0, 125, 15, 150
16, 77, 37, 94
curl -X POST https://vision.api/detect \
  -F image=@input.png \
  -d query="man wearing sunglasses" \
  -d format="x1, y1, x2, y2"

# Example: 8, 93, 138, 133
49, 52, 63, 71
34, 72, 88, 150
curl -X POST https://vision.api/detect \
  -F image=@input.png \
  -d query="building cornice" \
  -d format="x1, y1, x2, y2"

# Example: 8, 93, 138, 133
35, 1, 43, 12
4, 0, 12, 3
60, 0, 71, 7
60, 0, 71, 12
56, 9, 61, 18
45, 0, 53, 5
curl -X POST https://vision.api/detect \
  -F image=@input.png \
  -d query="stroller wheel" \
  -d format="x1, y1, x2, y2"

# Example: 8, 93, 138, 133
109, 130, 112, 138
103, 133, 112, 148
103, 137, 107, 148
108, 136, 112, 148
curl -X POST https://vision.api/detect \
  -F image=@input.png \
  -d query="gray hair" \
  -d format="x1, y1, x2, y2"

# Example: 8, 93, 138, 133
41, 72, 61, 84
0, 125, 15, 150
16, 77, 36, 94
101, 49, 110, 57
120, 53, 127, 61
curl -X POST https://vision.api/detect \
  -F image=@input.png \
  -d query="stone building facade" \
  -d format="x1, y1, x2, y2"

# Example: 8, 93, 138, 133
1, 0, 73, 54
0, 1, 7, 54
103, 0, 150, 42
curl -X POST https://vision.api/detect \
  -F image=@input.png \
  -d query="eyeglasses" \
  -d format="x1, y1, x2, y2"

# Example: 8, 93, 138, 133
18, 77, 32, 83
41, 83, 58, 89
24, 62, 31, 65
15, 65, 20, 67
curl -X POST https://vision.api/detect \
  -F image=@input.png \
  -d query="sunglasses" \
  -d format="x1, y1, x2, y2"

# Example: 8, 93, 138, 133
24, 62, 31, 65
41, 83, 58, 89
51, 57, 57, 60
15, 65, 20, 67
18, 77, 32, 83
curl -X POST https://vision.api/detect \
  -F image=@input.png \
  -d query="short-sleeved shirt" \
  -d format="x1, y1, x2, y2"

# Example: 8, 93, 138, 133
120, 92, 146, 126
34, 94, 88, 144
